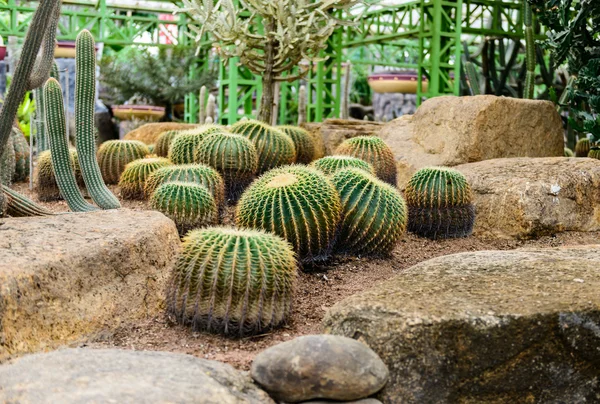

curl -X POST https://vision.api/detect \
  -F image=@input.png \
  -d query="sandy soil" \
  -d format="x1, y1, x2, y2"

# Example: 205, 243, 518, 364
8, 182, 600, 370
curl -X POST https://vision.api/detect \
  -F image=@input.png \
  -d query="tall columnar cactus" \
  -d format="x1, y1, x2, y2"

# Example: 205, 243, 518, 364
405, 167, 475, 239
575, 138, 591, 157
335, 136, 397, 186
198, 85, 207, 124
230, 120, 296, 173
36, 149, 85, 201
33, 63, 60, 154
331, 168, 407, 256
150, 181, 218, 235
298, 85, 307, 126
97, 140, 150, 184
0, 134, 15, 186
341, 61, 351, 120
155, 130, 181, 158
206, 94, 216, 123
75, 30, 121, 209
310, 155, 375, 177
44, 78, 98, 212
166, 226, 297, 336
588, 147, 600, 160
194, 132, 258, 202
236, 165, 341, 264
168, 125, 225, 165
2, 184, 54, 217
278, 126, 316, 164
11, 125, 30, 182
523, 0, 535, 99
118, 157, 171, 200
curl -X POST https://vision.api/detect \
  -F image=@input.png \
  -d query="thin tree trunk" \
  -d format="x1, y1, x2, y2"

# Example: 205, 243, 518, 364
257, 21, 275, 123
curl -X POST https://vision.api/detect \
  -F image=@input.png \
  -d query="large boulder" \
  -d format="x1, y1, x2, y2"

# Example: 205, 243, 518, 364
123, 122, 197, 144
454, 157, 600, 239
302, 119, 384, 157
324, 245, 600, 403
0, 348, 274, 403
0, 210, 180, 362
378, 95, 564, 185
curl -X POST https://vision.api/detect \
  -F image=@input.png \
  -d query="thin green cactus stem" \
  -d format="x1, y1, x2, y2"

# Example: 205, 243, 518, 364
198, 86, 206, 124
524, 0, 535, 99
44, 78, 98, 212
2, 184, 55, 217
75, 30, 121, 209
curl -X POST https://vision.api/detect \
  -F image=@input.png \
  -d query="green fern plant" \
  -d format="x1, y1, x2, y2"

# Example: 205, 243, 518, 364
335, 136, 397, 186
118, 157, 171, 199
236, 165, 341, 264
331, 168, 407, 256
150, 181, 218, 235
194, 132, 258, 202
310, 155, 375, 177
278, 125, 316, 164
575, 138, 591, 157
404, 167, 475, 239
166, 226, 297, 336
230, 120, 296, 173
97, 140, 150, 184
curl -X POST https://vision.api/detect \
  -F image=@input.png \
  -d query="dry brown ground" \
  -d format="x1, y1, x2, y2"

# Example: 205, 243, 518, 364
9, 182, 600, 370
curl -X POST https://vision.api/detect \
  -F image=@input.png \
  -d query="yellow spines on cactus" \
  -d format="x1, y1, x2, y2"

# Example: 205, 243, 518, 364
236, 165, 341, 265
118, 157, 171, 199
230, 120, 296, 173
168, 125, 226, 165
575, 138, 591, 157
97, 140, 150, 184
150, 181, 218, 235
335, 136, 397, 186
310, 155, 375, 177
166, 226, 297, 336
35, 149, 85, 202
331, 168, 407, 256
278, 125, 316, 164
155, 130, 181, 157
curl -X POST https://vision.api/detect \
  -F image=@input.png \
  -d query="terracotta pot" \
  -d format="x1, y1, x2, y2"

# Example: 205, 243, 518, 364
54, 41, 100, 58
368, 72, 428, 94
112, 105, 165, 121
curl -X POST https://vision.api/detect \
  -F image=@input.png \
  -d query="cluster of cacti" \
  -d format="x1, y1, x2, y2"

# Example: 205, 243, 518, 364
36, 149, 85, 201
150, 181, 218, 235
564, 147, 574, 157
194, 132, 258, 202
118, 157, 171, 199
588, 147, 600, 160
168, 125, 225, 165
2, 184, 54, 217
278, 126, 316, 164
11, 125, 30, 182
97, 140, 150, 184
336, 136, 397, 186
155, 130, 180, 157
310, 155, 375, 177
166, 226, 297, 336
236, 165, 341, 264
332, 168, 407, 256
230, 120, 296, 174
404, 167, 475, 239
575, 138, 591, 157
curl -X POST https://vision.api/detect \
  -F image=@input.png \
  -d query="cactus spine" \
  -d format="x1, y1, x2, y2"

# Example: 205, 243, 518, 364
44, 78, 98, 212
575, 138, 591, 157
198, 85, 206, 124
236, 165, 341, 264
166, 226, 297, 336
298, 85, 307, 125
278, 126, 316, 164
332, 168, 407, 256
75, 30, 121, 209
230, 120, 296, 173
97, 140, 150, 184
405, 167, 475, 239
194, 132, 258, 202
310, 155, 375, 177
336, 136, 397, 186
2, 184, 54, 217
118, 157, 171, 200
523, 0, 535, 99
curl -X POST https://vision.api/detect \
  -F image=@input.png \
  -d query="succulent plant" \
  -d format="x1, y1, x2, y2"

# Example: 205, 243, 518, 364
331, 168, 407, 256
278, 125, 316, 164
150, 181, 218, 235
97, 140, 150, 184
147, 144, 155, 154
168, 125, 225, 165
564, 147, 574, 157
166, 226, 297, 336
155, 130, 181, 158
576, 138, 591, 157
236, 165, 341, 264
230, 120, 296, 173
145, 164, 225, 211
0, 132, 15, 186
11, 125, 30, 182
310, 155, 375, 177
335, 136, 397, 186
2, 184, 54, 217
118, 157, 171, 199
404, 167, 475, 239
588, 147, 600, 160
194, 132, 258, 202
36, 149, 85, 201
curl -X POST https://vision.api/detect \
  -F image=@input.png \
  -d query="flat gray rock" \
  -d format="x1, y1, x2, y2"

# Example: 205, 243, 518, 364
0, 348, 274, 403
251, 334, 388, 402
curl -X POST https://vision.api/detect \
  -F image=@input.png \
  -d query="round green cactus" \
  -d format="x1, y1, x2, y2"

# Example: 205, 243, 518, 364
335, 136, 397, 186
36, 149, 85, 201
230, 120, 296, 173
147, 144, 155, 154
278, 125, 316, 164
575, 138, 591, 157
11, 125, 30, 182
588, 147, 600, 160
236, 165, 341, 264
564, 147, 574, 157
310, 155, 375, 177
0, 132, 15, 186
194, 132, 258, 202
404, 167, 475, 239
2, 184, 54, 217
331, 168, 407, 256
150, 181, 218, 235
118, 157, 171, 199
168, 125, 226, 165
166, 226, 297, 336
144, 164, 225, 210
155, 130, 181, 157
97, 140, 149, 184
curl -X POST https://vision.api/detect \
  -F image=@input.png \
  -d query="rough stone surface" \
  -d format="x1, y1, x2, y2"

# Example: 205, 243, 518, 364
323, 245, 600, 404
302, 119, 384, 157
454, 157, 600, 239
378, 95, 564, 186
251, 334, 388, 403
297, 400, 382, 404
0, 348, 274, 403
0, 210, 181, 362
123, 122, 197, 144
